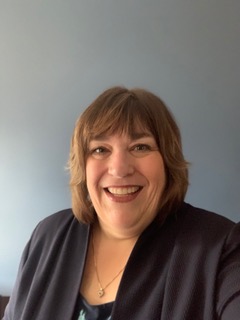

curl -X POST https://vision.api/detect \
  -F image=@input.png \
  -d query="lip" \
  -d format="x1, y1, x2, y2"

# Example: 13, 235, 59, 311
104, 185, 143, 203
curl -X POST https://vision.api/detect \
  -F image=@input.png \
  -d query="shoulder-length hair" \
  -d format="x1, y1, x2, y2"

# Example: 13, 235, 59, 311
69, 86, 189, 224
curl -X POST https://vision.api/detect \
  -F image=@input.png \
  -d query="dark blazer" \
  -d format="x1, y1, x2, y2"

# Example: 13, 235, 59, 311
3, 203, 240, 319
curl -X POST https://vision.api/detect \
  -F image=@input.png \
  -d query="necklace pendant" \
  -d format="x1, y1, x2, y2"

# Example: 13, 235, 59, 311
98, 288, 104, 297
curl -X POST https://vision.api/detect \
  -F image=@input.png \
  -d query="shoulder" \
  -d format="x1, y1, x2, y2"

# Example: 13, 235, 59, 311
28, 209, 89, 252
32, 208, 77, 234
176, 202, 239, 246
180, 202, 235, 229
35, 208, 76, 230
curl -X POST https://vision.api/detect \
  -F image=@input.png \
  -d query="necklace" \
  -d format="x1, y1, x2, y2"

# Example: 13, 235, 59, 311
92, 234, 125, 298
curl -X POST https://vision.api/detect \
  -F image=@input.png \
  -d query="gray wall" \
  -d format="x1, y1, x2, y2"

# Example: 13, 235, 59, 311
0, 0, 239, 294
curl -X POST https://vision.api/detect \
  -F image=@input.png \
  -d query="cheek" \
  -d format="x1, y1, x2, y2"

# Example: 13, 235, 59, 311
86, 162, 95, 190
150, 171, 166, 199
144, 159, 166, 185
86, 160, 103, 191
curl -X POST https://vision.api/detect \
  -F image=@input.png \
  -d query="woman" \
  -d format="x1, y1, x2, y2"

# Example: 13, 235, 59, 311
4, 87, 240, 319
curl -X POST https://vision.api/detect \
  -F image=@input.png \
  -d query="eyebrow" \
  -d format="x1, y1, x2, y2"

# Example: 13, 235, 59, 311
90, 132, 153, 142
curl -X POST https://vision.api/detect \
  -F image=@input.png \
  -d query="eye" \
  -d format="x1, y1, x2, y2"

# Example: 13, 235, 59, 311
92, 147, 106, 154
132, 144, 151, 152
130, 144, 153, 157
89, 146, 110, 159
129, 141, 159, 157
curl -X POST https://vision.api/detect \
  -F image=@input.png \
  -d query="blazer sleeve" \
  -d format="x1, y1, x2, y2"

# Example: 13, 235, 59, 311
3, 210, 89, 320
216, 222, 240, 319
3, 236, 32, 319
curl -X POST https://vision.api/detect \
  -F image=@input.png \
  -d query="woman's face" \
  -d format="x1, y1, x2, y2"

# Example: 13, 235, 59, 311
86, 131, 166, 239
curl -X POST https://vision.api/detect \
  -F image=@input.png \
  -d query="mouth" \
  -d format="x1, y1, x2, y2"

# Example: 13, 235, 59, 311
104, 186, 142, 202
106, 186, 142, 195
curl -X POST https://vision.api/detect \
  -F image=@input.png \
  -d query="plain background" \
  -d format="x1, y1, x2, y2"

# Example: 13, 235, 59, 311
0, 0, 239, 295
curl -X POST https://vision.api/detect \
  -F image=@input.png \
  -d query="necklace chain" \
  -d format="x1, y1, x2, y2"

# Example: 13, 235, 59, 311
92, 234, 125, 298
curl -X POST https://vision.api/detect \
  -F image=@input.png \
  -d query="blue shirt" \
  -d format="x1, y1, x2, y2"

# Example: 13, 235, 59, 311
73, 295, 113, 320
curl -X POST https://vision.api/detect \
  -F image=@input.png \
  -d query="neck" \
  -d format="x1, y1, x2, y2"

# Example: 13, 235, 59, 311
94, 218, 143, 243
80, 222, 139, 305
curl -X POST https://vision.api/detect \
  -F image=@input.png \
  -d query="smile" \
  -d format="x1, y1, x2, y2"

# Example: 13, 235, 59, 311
107, 186, 141, 196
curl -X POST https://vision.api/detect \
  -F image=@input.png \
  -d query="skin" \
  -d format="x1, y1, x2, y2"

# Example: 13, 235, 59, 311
86, 131, 166, 240
81, 131, 167, 304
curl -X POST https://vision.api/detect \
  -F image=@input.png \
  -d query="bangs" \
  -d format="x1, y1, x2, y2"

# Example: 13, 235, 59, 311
84, 94, 156, 142
70, 86, 189, 224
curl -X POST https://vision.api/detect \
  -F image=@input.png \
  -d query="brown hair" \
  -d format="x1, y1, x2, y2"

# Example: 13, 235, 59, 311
69, 86, 189, 223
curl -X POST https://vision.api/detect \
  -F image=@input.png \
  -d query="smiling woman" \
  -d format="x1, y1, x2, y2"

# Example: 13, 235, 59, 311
69, 87, 188, 225
3, 87, 240, 320
85, 132, 166, 239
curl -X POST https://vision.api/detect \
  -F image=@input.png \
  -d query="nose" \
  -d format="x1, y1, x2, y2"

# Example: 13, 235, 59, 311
108, 150, 134, 178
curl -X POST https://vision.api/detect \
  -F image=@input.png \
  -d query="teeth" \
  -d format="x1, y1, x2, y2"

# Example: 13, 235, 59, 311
107, 186, 140, 195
